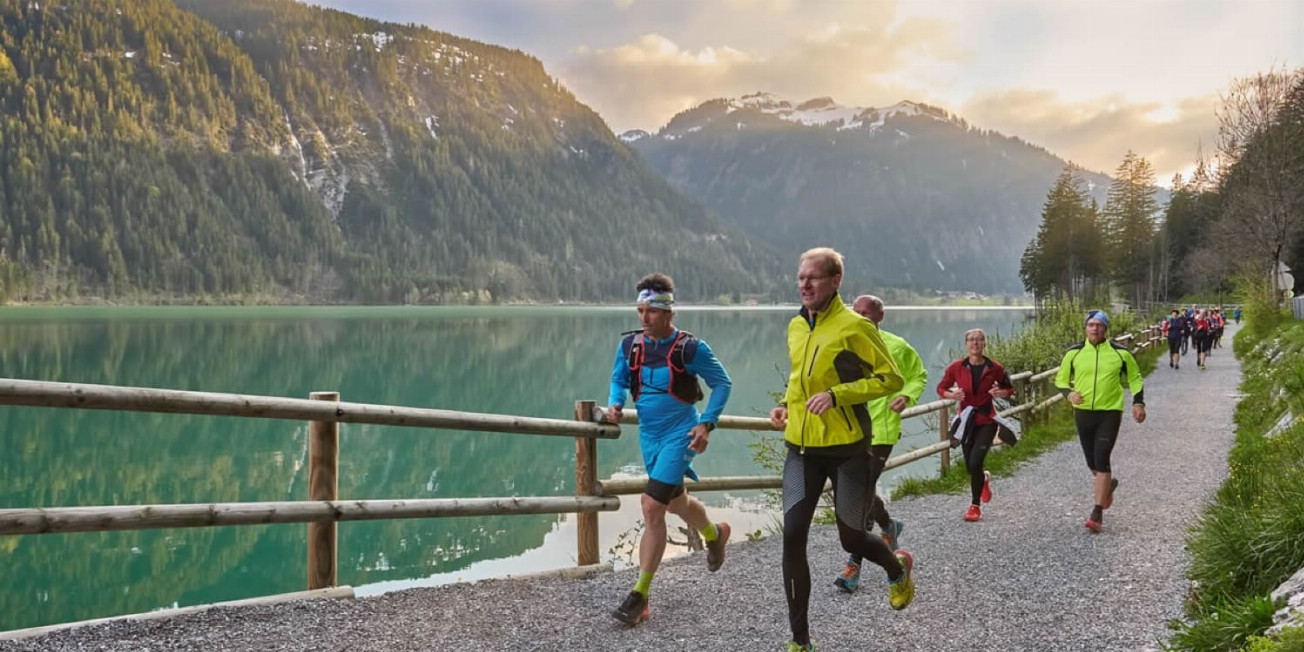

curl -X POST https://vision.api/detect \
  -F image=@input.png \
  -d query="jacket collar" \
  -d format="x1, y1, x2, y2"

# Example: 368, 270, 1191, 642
799, 294, 847, 326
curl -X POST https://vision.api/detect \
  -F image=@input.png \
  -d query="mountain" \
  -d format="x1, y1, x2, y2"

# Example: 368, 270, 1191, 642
626, 92, 1115, 293
0, 0, 781, 303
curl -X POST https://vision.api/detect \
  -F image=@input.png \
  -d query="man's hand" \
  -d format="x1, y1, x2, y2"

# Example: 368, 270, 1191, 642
688, 423, 711, 453
605, 404, 623, 424
805, 391, 834, 416
944, 388, 965, 402
989, 386, 1012, 399
889, 396, 909, 413
769, 407, 788, 430
1132, 404, 1147, 424
1068, 391, 1084, 405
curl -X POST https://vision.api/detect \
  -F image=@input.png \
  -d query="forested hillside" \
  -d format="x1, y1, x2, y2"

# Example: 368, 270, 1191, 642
0, 0, 781, 303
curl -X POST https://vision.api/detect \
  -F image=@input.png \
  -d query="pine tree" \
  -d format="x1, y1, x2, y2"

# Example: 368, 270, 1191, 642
1020, 163, 1104, 302
1101, 151, 1159, 308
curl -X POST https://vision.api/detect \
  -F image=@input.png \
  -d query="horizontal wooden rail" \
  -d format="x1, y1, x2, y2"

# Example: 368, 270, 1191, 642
0, 496, 620, 536
0, 378, 620, 440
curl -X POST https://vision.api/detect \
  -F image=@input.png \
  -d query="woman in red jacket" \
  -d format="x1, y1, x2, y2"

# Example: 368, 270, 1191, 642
937, 328, 1015, 522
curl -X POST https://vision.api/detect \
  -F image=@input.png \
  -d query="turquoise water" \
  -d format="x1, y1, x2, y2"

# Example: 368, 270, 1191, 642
0, 305, 1027, 630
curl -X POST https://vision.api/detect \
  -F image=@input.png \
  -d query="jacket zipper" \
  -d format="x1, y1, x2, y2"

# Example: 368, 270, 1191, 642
798, 326, 818, 454
840, 406, 853, 430
1091, 344, 1100, 409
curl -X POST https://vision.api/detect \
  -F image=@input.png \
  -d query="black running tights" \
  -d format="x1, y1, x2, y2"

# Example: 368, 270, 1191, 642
782, 448, 903, 644
962, 422, 997, 504
1075, 409, 1122, 473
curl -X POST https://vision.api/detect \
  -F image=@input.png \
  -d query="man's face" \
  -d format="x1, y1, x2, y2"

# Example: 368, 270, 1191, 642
1086, 318, 1107, 343
798, 259, 840, 312
965, 331, 986, 357
637, 303, 673, 335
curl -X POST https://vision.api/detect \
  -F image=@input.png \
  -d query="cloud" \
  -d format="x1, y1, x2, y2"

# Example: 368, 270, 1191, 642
960, 90, 1220, 181
557, 14, 966, 132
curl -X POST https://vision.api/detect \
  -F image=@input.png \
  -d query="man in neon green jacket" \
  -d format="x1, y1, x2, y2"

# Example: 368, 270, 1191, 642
832, 294, 927, 594
1055, 310, 1146, 533
768, 248, 914, 652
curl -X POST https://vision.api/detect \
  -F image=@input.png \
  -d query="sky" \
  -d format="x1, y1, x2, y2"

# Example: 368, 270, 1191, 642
307, 0, 1304, 182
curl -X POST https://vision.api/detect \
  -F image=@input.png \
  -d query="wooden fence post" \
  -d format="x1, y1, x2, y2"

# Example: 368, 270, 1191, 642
307, 391, 339, 590
938, 402, 951, 476
574, 400, 599, 566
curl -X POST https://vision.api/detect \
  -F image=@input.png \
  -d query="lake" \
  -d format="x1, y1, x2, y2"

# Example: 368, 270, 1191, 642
0, 304, 1028, 630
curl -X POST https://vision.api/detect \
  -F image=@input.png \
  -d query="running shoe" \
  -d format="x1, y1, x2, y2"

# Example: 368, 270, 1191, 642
612, 591, 649, 626
888, 550, 915, 610
706, 522, 731, 572
964, 504, 982, 522
1084, 518, 1103, 533
833, 558, 861, 593
980, 470, 992, 503
881, 518, 905, 551
1103, 478, 1119, 510
785, 641, 816, 651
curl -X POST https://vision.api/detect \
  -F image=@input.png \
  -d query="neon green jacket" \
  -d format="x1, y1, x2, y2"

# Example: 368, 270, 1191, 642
869, 329, 927, 446
1054, 339, 1146, 411
782, 297, 904, 450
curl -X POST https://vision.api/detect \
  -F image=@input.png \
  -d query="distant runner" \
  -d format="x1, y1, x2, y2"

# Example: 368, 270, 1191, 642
936, 328, 1015, 522
1055, 310, 1146, 533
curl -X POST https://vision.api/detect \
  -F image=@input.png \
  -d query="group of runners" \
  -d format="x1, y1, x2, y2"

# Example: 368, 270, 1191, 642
1161, 304, 1236, 371
605, 247, 1147, 651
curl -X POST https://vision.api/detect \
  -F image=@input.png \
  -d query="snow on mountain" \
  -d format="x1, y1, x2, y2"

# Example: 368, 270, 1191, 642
619, 129, 650, 143
659, 92, 957, 137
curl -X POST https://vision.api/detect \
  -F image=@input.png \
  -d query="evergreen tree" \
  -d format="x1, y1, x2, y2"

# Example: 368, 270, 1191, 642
1020, 164, 1104, 302
1101, 151, 1159, 308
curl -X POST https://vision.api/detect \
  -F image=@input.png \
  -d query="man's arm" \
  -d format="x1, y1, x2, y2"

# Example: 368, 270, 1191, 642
826, 323, 904, 407
607, 340, 630, 409
687, 340, 732, 426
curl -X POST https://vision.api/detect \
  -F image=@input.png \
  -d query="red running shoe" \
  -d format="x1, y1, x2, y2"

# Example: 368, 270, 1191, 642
980, 470, 992, 504
964, 504, 982, 522
1085, 518, 1103, 533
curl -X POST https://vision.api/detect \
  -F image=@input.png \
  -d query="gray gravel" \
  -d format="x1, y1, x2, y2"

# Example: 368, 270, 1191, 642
3, 329, 1241, 652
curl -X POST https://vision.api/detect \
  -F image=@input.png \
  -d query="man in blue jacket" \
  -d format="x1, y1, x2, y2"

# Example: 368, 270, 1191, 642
606, 273, 733, 626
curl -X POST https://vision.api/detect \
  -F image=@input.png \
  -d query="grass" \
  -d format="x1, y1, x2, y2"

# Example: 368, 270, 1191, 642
892, 344, 1161, 500
1166, 315, 1304, 651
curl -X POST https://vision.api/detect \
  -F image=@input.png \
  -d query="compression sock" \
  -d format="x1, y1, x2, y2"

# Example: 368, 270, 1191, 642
700, 522, 718, 542
633, 571, 654, 597
1090, 505, 1104, 523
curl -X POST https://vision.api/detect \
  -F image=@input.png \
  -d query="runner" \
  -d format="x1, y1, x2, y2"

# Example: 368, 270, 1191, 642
1162, 309, 1187, 370
606, 273, 733, 626
936, 328, 1015, 522
833, 294, 928, 594
1192, 310, 1212, 370
768, 248, 915, 652
1054, 310, 1146, 533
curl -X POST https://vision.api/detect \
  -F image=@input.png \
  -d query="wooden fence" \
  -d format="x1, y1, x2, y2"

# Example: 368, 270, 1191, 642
0, 326, 1161, 596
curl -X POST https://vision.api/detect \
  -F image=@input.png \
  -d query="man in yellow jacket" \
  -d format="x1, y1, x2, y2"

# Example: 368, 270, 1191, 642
768, 248, 915, 652
832, 294, 928, 594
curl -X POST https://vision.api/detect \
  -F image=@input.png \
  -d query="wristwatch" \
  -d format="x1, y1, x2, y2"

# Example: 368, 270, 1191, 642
702, 422, 716, 432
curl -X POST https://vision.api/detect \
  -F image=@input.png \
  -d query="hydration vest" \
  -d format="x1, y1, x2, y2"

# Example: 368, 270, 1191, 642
622, 330, 705, 404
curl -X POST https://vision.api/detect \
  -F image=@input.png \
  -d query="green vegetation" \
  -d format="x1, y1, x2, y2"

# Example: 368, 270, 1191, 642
1167, 315, 1304, 651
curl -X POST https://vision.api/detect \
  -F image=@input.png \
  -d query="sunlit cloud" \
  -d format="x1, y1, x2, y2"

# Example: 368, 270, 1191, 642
557, 15, 965, 132
961, 90, 1221, 182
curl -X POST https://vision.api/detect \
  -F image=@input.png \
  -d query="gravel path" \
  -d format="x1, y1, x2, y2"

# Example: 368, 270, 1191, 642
4, 328, 1242, 652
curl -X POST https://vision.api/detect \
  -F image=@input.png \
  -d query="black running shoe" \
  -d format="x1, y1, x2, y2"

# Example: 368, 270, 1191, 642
612, 591, 649, 626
